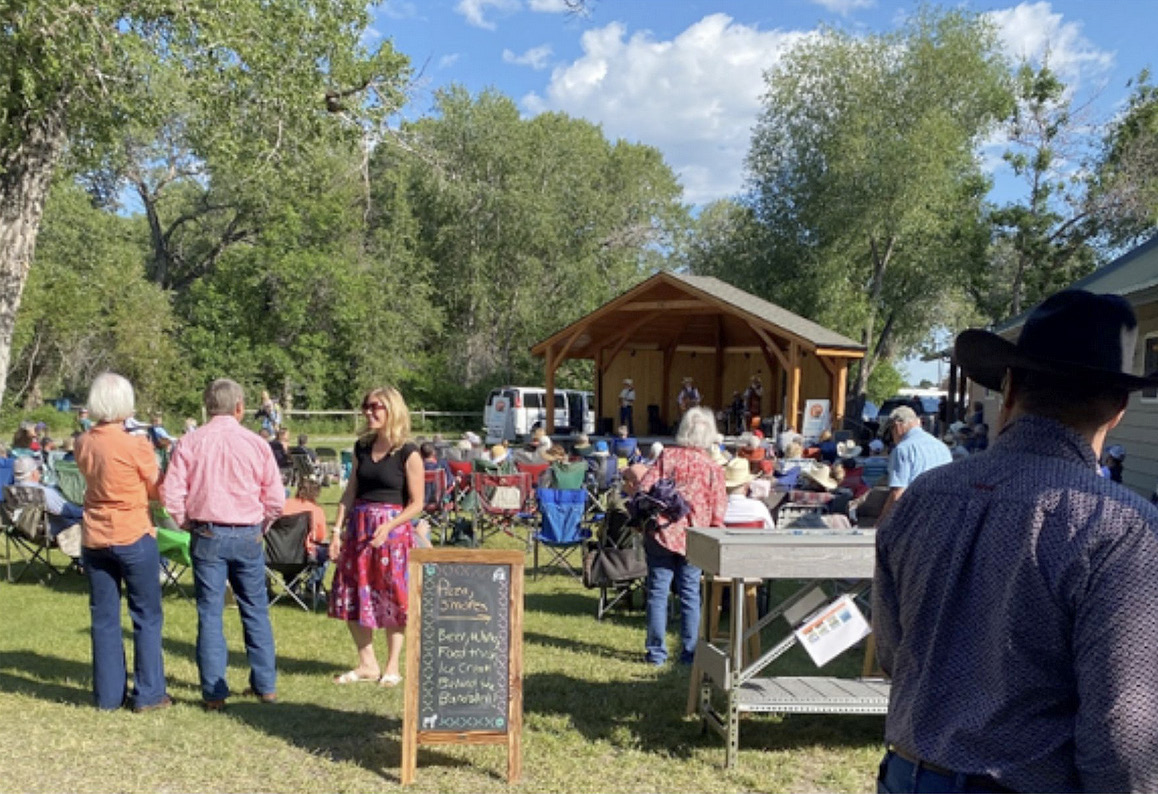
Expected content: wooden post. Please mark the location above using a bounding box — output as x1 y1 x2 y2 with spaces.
830 360 848 428
545 346 556 434
787 343 801 431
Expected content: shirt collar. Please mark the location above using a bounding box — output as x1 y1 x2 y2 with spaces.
993 414 1099 470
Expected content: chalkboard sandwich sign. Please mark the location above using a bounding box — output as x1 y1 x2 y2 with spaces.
401 548 524 784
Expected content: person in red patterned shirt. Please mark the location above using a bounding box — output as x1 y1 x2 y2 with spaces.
638 406 727 665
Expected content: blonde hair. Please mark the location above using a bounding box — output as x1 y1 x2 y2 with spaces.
359 386 411 448
785 440 803 459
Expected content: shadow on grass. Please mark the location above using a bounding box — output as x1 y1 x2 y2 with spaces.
216 700 480 783
160 635 336 677
0 650 479 783
524 630 641 662
524 668 884 757
0 650 92 706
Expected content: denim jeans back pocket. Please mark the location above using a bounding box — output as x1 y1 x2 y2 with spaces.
190 530 219 563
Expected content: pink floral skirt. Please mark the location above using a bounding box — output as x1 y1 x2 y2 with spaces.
328 501 414 629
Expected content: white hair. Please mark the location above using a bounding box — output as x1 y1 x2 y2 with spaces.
675 406 718 450
86 372 136 423
649 441 664 458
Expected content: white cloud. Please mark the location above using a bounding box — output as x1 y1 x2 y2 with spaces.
503 44 554 70
528 0 572 12
455 0 519 30
381 1 419 20
809 0 875 16
438 54 461 69
986 2 1114 84
523 14 804 205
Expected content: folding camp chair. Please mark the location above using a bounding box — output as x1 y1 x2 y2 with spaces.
422 468 451 543
156 527 192 600
2 485 66 583
471 471 533 548
289 452 318 488
532 488 590 580
582 495 647 620
264 512 321 610
446 459 473 512
53 460 87 506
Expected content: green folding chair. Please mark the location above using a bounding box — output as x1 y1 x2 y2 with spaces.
53 460 87 506
156 527 192 600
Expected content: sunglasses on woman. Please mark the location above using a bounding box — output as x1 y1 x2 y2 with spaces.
362 401 386 414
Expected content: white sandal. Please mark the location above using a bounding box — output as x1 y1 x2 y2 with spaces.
378 673 403 687
334 670 379 684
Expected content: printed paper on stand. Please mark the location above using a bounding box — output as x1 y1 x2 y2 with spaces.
792 594 871 668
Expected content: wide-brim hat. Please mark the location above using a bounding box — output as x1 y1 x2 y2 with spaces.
955 290 1158 392
836 440 862 459
724 457 755 488
802 463 840 491
623 378 633 386
489 444 508 463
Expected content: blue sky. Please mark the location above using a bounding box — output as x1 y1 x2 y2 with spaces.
370 0 1156 382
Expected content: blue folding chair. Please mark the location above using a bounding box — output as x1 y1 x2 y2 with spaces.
532 487 590 581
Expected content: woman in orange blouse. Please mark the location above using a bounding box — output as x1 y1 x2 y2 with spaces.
74 373 168 712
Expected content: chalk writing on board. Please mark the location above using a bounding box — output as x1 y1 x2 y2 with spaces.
419 562 510 731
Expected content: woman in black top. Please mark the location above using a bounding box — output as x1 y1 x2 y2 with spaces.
328 386 425 687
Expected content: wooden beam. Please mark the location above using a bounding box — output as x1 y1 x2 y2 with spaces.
813 347 866 359
662 337 678 429
599 310 663 374
817 356 837 377
747 322 789 371
620 300 712 311
830 360 848 427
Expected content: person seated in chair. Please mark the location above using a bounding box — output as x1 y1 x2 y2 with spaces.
269 427 292 469
588 441 618 491
289 433 317 463
572 432 594 459
723 458 775 528
612 425 639 463
419 442 454 503
11 456 84 554
281 477 329 594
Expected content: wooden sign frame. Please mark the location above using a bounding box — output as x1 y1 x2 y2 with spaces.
401 548 524 785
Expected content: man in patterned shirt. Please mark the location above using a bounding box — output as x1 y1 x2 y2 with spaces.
874 290 1158 793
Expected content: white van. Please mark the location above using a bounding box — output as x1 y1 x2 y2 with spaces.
484 387 594 443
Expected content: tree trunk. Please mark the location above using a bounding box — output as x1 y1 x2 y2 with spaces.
0 104 68 410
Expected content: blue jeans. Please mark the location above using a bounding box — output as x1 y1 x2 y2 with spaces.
644 541 701 665
82 534 166 710
190 523 276 700
619 405 634 436
877 751 1014 793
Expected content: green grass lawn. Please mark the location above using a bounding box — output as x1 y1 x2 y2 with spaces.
0 488 884 793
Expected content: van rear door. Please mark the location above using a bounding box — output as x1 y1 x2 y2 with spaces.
485 389 516 443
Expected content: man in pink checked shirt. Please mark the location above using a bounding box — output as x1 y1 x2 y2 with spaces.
162 378 285 711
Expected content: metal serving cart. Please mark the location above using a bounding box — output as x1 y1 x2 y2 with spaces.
685 528 889 768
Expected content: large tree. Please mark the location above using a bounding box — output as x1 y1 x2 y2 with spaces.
0 0 408 408
732 8 1012 400
372 87 687 391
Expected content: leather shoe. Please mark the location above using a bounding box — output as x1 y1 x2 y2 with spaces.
202 699 227 712
133 695 172 714
241 687 277 703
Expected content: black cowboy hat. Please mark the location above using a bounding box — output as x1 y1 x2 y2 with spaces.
955 289 1158 392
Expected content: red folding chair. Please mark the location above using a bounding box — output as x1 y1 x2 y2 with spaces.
422 469 451 544
446 460 473 512
471 471 533 548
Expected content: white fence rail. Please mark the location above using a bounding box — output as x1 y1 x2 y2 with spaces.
280 409 484 433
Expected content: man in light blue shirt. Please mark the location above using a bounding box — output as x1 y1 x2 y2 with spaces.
880 405 952 520
11 456 84 538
